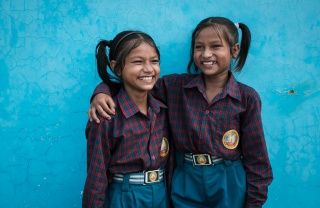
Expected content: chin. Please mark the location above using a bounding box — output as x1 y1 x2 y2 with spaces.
200 70 218 75
141 85 155 91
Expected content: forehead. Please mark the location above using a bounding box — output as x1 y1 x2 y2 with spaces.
195 26 223 43
126 42 158 58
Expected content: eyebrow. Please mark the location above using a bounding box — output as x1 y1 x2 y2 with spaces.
129 55 159 59
194 39 223 45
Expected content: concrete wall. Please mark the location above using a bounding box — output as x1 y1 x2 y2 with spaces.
1 0 319 207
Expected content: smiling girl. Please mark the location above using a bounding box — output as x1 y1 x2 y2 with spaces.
82 31 173 208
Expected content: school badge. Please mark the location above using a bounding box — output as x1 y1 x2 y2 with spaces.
160 137 169 157
222 130 239 149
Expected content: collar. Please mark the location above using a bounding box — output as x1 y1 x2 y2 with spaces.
117 87 167 119
183 71 241 101
224 72 241 101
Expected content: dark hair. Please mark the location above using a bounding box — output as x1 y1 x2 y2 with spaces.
96 31 160 89
187 17 251 73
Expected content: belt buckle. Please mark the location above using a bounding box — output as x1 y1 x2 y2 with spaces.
192 154 212 165
144 170 160 184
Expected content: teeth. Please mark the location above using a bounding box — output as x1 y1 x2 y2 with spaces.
139 76 153 80
203 61 217 65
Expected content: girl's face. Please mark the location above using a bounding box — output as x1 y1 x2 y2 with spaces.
193 26 238 78
119 42 160 95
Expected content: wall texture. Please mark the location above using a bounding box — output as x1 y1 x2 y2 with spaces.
1 0 319 207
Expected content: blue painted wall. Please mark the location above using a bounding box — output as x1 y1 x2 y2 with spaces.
1 0 319 207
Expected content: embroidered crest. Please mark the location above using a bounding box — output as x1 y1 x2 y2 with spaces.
222 130 239 149
160 137 169 157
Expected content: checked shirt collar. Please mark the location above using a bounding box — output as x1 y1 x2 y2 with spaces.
182 71 242 102
117 87 167 119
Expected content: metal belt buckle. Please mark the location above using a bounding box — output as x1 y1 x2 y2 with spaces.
144 170 160 184
192 154 212 165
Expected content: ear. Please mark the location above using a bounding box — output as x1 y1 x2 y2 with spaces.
110 60 121 76
232 43 240 58
110 60 116 71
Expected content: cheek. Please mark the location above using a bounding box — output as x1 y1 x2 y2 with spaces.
155 66 160 76
193 51 200 61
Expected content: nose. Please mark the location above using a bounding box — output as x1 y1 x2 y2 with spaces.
202 48 213 58
143 62 153 72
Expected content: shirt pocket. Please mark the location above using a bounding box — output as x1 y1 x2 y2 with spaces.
216 116 241 152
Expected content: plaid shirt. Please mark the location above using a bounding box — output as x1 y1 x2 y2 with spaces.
93 72 273 207
83 87 173 207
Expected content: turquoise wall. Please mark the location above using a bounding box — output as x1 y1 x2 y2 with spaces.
1 0 319 207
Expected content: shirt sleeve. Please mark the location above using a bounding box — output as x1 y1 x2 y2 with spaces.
165 135 176 207
152 74 188 104
90 82 112 102
82 117 111 208
240 91 273 208
151 77 170 104
90 74 180 104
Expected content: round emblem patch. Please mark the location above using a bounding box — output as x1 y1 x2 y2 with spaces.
160 137 169 157
197 155 207 164
222 130 239 149
149 171 158 182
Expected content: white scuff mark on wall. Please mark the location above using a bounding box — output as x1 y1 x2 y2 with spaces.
276 88 299 95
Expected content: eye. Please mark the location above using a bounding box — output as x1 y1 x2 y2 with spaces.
132 60 143 64
194 45 203 50
211 44 221 48
151 59 159 64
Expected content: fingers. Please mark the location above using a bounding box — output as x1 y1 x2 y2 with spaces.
104 97 116 115
87 108 92 121
88 93 116 123
97 105 113 120
88 107 100 123
99 99 115 116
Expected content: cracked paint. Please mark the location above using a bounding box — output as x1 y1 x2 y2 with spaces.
1 0 320 207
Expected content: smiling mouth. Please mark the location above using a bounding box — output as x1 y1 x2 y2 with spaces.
202 61 217 65
138 76 154 81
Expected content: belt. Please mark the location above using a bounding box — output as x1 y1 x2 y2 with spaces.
184 153 224 166
113 169 164 184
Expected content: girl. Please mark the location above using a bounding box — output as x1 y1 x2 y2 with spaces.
88 17 273 208
82 31 173 207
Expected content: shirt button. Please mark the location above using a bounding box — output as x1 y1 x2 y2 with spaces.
205 110 209 114
152 156 155 160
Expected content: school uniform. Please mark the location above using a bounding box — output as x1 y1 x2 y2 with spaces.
93 72 273 208
83 87 173 208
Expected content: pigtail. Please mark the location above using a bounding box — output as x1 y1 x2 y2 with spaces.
96 40 122 89
235 23 251 72
95 31 159 93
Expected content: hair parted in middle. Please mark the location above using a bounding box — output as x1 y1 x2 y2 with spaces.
95 31 160 90
187 17 251 74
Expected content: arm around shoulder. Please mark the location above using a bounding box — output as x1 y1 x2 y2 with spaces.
88 82 116 123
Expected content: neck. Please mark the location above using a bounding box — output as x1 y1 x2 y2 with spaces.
203 71 229 90
203 71 229 102
124 86 148 115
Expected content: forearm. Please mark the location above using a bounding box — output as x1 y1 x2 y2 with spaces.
242 132 273 206
91 82 112 102
84 118 110 207
242 94 273 206
244 169 273 207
